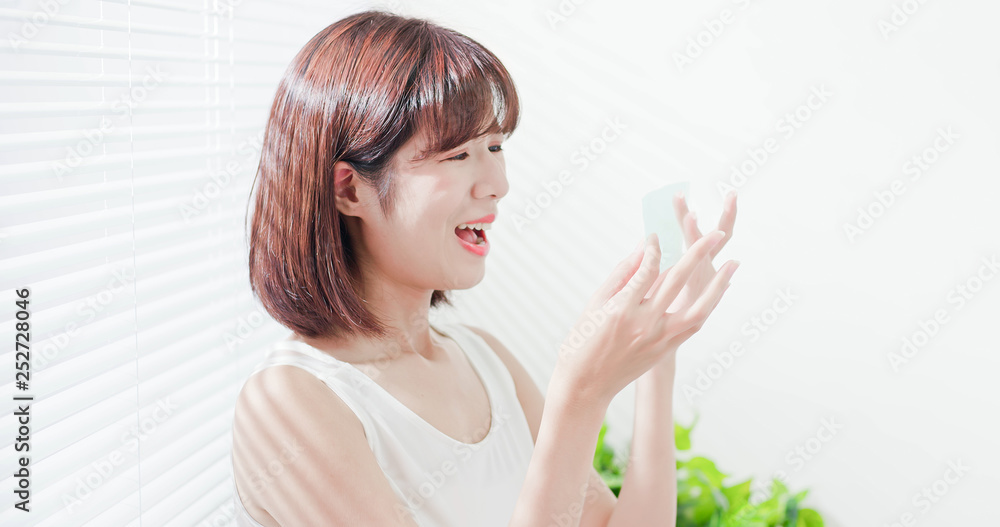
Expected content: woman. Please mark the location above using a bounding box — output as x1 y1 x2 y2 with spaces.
231 9 739 527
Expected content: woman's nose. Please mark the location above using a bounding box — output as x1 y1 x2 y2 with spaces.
475 152 509 201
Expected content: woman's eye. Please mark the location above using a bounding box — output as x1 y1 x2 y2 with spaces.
446 145 502 161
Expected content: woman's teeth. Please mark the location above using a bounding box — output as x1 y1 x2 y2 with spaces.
455 225 488 245
457 222 492 231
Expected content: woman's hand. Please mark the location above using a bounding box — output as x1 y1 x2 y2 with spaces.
644 190 740 353
551 222 737 409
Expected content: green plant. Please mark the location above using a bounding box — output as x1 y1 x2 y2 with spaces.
593 417 825 527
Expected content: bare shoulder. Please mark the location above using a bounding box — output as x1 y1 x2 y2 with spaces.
232 365 419 526
461 324 544 443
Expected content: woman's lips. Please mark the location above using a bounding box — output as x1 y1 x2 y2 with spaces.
454 226 489 256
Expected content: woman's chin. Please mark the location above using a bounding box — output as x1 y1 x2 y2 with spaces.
441 269 485 290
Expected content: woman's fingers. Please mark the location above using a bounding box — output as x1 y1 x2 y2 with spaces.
712 191 738 259
647 230 725 314
673 191 738 258
683 260 738 324
673 193 698 249
664 260 737 336
592 237 648 310
615 235 663 307
683 211 703 250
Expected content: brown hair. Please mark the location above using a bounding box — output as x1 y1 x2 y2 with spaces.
246 10 520 340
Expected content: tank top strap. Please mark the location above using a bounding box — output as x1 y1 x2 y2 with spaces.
257 339 382 391
250 341 382 451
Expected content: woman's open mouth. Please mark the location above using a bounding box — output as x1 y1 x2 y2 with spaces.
454 223 490 256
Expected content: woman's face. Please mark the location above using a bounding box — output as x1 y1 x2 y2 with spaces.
338 128 509 294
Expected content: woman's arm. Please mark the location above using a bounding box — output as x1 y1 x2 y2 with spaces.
507 371 615 527
495 336 680 527
233 365 423 527
466 325 619 527
605 352 679 526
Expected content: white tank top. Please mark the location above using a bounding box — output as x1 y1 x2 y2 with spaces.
229 321 535 527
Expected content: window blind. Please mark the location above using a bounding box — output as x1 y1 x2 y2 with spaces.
0 1 358 525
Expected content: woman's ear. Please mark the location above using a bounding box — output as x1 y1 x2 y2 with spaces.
332 160 369 218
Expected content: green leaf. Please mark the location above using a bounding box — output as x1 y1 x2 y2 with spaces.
770 477 789 498
721 479 751 512
675 414 699 451
675 422 692 451
591 414 827 527
684 456 729 488
691 483 718 524
594 422 608 463
796 509 824 527
601 472 624 497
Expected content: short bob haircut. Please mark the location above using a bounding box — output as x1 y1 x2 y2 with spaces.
247 10 520 340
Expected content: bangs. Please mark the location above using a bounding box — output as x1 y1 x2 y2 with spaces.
407 30 519 162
